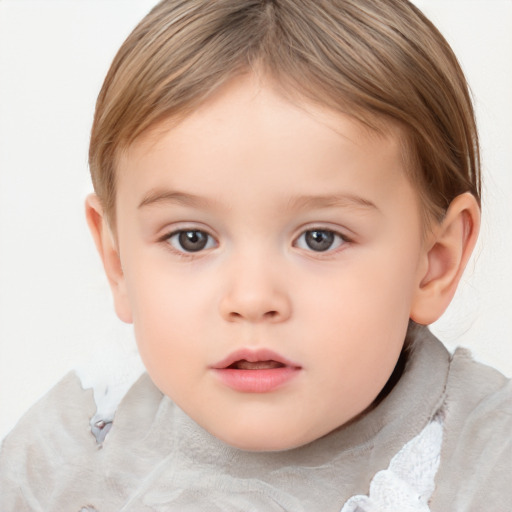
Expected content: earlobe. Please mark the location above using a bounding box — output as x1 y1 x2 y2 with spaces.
85 194 133 324
410 192 480 325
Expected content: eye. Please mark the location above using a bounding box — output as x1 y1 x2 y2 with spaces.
295 229 346 252
167 229 216 253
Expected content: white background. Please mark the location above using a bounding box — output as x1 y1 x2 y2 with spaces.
0 0 511 441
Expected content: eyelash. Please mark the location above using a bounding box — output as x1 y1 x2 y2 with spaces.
163 229 218 258
160 227 351 257
293 228 349 254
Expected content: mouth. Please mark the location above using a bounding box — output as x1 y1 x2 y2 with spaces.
211 348 300 371
226 359 285 370
211 349 301 393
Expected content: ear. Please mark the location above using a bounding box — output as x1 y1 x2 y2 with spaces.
410 192 480 325
85 194 133 323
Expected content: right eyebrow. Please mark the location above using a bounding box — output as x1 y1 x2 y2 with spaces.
138 189 216 210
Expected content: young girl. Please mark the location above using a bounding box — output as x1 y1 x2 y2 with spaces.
1 1 510 510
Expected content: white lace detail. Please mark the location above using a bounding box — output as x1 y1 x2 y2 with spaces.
340 417 443 512
74 330 144 444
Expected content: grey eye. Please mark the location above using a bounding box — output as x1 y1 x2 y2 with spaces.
296 229 344 252
168 230 215 253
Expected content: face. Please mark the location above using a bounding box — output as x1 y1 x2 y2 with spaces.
112 74 428 451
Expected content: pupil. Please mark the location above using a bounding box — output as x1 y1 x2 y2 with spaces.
306 230 334 251
179 230 208 252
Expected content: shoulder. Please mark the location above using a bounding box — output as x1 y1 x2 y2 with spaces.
442 347 511 432
432 348 512 510
443 348 511 452
0 371 97 509
1 370 98 455
447 347 509 401
0 372 98 506
0 370 165 510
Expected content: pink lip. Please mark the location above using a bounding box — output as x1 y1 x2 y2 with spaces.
210 348 302 393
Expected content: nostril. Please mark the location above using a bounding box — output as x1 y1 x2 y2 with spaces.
226 310 279 321
219 291 291 322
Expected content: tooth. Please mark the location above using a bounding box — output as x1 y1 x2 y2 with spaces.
236 360 283 370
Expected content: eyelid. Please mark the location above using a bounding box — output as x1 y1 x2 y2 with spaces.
157 221 216 241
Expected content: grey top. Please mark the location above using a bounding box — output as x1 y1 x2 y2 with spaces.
1 329 511 511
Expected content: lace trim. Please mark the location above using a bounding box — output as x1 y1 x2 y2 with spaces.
340 416 443 512
75 340 144 444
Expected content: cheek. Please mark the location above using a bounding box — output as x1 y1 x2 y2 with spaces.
301 249 418 382
123 265 209 386
124 248 213 325
305 249 417 331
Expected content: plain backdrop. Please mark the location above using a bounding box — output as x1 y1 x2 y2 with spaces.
0 0 511 441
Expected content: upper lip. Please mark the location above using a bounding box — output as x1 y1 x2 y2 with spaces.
210 348 301 370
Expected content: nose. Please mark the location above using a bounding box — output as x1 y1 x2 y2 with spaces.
218 256 292 324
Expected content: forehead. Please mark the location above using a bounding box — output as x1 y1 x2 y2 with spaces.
115 73 415 217
140 73 399 144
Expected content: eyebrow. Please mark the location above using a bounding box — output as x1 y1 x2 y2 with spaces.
286 193 379 213
138 189 216 210
138 188 379 213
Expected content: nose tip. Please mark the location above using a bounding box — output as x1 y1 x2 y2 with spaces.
219 279 291 324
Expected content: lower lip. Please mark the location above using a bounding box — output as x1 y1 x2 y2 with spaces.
212 367 300 393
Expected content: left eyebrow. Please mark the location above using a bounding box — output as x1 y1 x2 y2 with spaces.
286 193 379 213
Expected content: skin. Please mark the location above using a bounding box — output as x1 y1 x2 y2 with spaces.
87 73 480 451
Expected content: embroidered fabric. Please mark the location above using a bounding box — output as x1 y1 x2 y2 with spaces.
340 416 443 512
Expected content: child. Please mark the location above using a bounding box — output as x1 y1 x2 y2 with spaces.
1 0 510 510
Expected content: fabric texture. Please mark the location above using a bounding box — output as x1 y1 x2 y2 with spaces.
0 329 511 511
341 415 443 512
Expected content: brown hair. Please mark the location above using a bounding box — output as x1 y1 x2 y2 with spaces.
89 0 480 226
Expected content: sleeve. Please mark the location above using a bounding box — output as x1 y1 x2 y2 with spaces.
446 379 512 511
431 351 512 511
0 372 98 511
